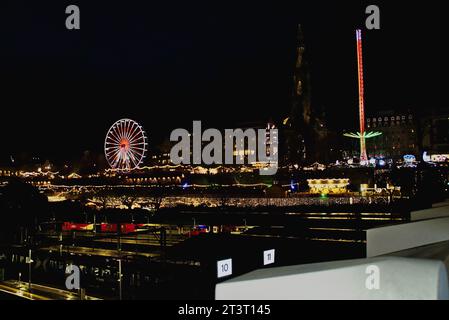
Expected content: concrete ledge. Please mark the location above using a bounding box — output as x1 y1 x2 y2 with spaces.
215 257 448 300
432 199 449 208
367 216 449 257
411 200 449 221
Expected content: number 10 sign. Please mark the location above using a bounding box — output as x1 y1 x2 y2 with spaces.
217 259 233 278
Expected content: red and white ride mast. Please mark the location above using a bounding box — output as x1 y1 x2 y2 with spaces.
356 29 368 162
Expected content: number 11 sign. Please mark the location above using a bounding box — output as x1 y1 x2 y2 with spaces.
264 249 275 266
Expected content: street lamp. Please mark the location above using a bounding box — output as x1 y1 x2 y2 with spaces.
26 249 33 292
118 259 122 300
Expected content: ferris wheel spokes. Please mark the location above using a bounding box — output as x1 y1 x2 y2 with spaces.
104 119 148 171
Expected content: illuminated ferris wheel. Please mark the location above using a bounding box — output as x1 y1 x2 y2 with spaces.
104 119 148 171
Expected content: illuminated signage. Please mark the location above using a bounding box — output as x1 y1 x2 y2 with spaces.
431 154 449 163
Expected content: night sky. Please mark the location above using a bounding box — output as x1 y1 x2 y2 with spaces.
0 0 447 162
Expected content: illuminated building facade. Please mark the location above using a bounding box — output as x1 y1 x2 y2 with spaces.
307 179 350 195
421 107 449 156
0 168 18 178
366 110 419 158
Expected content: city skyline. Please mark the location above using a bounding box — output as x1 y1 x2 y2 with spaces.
1 0 449 303
1 1 448 161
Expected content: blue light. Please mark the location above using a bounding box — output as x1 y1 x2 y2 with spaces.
290 180 297 191
403 155 416 164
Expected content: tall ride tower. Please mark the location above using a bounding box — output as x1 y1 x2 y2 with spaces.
356 29 367 162
344 29 381 163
